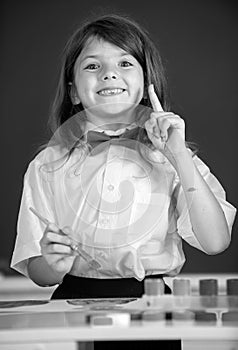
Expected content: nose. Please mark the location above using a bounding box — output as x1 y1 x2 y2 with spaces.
101 69 118 81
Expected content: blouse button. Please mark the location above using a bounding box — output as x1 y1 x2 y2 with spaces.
107 184 114 191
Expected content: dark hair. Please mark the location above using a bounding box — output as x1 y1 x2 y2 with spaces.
48 13 170 141
42 13 197 167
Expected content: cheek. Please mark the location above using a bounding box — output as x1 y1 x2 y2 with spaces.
133 72 144 99
134 68 144 90
74 77 91 101
80 75 97 92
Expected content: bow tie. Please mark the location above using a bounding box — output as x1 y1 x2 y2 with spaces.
86 127 140 151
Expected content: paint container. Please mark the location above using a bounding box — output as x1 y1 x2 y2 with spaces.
199 279 218 309
194 311 217 325
143 278 165 308
142 310 166 325
173 279 191 309
226 279 238 308
87 312 130 327
222 311 238 325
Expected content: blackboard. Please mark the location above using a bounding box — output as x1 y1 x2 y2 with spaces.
1 0 237 275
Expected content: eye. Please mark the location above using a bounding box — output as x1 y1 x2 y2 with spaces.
119 61 133 68
84 63 100 70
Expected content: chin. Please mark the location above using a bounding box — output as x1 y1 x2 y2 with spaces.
97 101 136 115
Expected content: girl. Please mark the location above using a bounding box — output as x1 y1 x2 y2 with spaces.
11 13 236 349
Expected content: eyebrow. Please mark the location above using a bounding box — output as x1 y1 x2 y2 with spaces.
80 52 133 63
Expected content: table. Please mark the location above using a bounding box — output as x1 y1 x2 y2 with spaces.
0 297 237 350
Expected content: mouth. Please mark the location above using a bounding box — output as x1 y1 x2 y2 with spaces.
97 88 126 96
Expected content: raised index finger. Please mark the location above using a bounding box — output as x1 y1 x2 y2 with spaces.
148 84 164 112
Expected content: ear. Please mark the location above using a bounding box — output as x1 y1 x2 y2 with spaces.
69 82 81 105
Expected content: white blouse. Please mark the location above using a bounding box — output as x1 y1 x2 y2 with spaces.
11 123 236 281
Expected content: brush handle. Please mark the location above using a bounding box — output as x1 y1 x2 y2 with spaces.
29 207 101 269
29 207 51 225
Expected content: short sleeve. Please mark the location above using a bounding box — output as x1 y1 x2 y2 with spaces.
174 154 237 252
10 154 56 277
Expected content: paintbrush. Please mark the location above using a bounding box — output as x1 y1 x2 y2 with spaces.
29 206 101 270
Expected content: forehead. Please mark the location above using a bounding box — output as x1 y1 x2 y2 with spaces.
77 37 130 62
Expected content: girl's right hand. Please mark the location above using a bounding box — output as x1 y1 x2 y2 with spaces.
40 223 76 275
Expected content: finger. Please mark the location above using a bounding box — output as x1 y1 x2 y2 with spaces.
48 243 72 255
157 114 185 130
42 231 72 247
144 116 158 139
145 118 164 149
40 238 72 258
151 115 161 138
46 222 60 233
150 111 173 119
157 118 171 141
44 223 71 241
60 226 79 254
148 84 164 112
61 226 74 236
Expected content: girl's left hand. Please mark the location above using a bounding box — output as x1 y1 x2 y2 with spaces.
144 84 187 158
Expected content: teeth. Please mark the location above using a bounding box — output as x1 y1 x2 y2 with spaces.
98 88 124 96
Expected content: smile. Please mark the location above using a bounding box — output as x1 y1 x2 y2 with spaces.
97 88 125 96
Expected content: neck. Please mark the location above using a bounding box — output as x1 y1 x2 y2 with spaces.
85 109 136 131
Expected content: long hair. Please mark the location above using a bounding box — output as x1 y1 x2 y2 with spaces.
42 13 197 168
47 14 169 146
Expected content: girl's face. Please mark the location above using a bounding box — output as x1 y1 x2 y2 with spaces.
73 37 144 125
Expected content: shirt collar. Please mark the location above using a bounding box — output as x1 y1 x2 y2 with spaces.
84 120 138 137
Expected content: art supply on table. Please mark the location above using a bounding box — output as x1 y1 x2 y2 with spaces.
226 279 238 308
194 311 217 324
222 311 238 325
143 278 165 308
87 312 131 327
199 279 218 296
67 298 136 308
144 278 165 296
172 278 192 309
29 206 101 269
226 279 238 295
142 310 165 323
173 279 191 296
199 279 218 309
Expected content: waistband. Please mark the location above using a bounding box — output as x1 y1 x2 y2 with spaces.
51 273 171 300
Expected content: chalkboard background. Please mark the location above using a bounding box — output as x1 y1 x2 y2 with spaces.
1 0 237 275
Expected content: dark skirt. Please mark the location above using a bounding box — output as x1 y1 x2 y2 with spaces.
51 274 181 350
